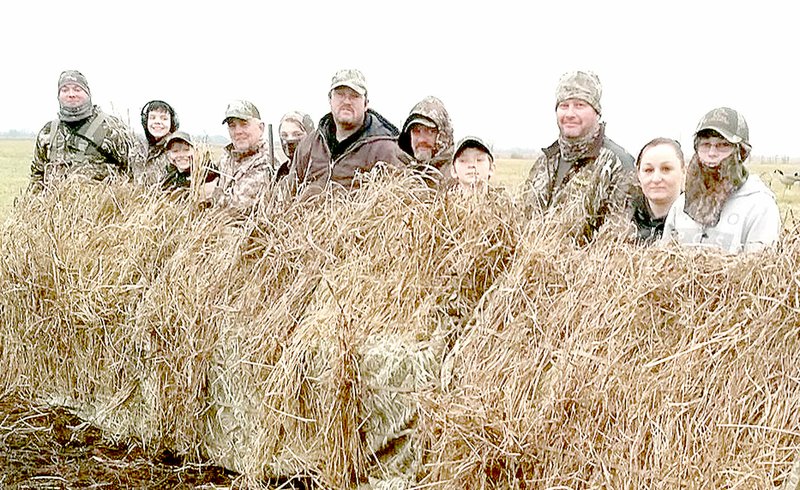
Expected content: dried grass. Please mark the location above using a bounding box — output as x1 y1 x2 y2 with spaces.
1 172 798 489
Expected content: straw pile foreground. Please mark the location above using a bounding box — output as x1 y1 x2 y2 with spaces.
0 174 799 489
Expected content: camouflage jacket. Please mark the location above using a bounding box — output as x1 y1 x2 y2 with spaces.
523 129 635 242
398 96 455 187
30 106 143 193
134 138 171 187
213 140 276 211
290 109 410 194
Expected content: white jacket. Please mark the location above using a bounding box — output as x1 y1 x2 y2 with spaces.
662 175 781 254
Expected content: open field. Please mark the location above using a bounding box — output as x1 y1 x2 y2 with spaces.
3 139 800 222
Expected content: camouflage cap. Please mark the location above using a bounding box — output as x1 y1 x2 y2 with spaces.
405 115 437 129
164 131 194 147
555 71 602 115
329 69 367 96
58 69 91 96
694 107 749 145
222 100 261 124
454 136 494 163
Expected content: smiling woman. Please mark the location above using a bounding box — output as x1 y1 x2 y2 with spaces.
631 137 686 243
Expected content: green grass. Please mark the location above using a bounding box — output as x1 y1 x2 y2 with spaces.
1 140 798 226
0 139 33 217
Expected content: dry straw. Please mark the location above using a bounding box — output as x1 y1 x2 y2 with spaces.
1 172 799 488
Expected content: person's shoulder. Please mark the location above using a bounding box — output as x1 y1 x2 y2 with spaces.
601 136 635 168
736 174 778 202
36 119 57 139
541 140 559 159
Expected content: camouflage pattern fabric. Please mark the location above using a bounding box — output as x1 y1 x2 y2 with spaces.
398 96 455 188
30 106 144 193
213 140 276 211
132 138 171 187
555 70 602 115
524 124 635 243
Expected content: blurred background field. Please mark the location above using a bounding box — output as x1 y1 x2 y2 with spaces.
2 139 799 224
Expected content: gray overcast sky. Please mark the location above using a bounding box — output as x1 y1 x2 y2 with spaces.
2 0 797 156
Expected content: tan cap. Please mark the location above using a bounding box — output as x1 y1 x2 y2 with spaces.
164 131 194 147
329 69 367 96
405 115 437 129
454 136 494 162
222 100 260 124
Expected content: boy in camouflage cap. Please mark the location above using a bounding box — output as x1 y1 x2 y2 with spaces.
450 136 494 195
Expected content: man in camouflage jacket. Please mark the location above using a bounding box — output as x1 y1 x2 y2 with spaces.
212 100 277 211
398 95 455 188
290 69 410 198
30 70 143 193
523 71 635 242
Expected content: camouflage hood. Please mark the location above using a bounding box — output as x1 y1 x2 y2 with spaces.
398 96 454 164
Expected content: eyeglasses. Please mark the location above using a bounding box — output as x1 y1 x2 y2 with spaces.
697 140 734 153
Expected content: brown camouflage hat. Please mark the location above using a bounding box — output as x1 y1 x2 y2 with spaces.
329 69 367 96
222 100 261 124
555 71 602 115
694 107 749 144
58 70 91 96
164 131 194 147
454 136 494 163
405 115 437 129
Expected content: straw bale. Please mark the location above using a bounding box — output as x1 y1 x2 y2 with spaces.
0 179 202 444
195 175 524 487
420 218 800 488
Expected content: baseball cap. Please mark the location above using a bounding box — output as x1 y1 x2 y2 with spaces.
694 107 749 144
164 131 194 147
454 136 494 162
329 69 368 96
222 100 261 124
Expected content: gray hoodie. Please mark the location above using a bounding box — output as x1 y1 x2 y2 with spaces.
662 174 780 253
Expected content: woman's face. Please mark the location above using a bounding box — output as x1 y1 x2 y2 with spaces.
637 143 684 208
147 108 172 140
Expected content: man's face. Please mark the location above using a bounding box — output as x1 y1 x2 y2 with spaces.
147 108 171 140
330 86 367 131
167 140 193 172
451 147 494 188
226 118 264 152
279 120 308 160
410 123 439 162
556 98 599 139
696 134 735 168
58 83 89 108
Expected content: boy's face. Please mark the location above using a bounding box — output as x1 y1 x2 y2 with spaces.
451 147 494 189
167 140 194 172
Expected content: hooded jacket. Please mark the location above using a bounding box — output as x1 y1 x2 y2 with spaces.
290 109 410 194
662 174 780 253
398 96 454 186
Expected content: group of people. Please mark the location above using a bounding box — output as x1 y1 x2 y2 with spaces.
30 68 781 254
